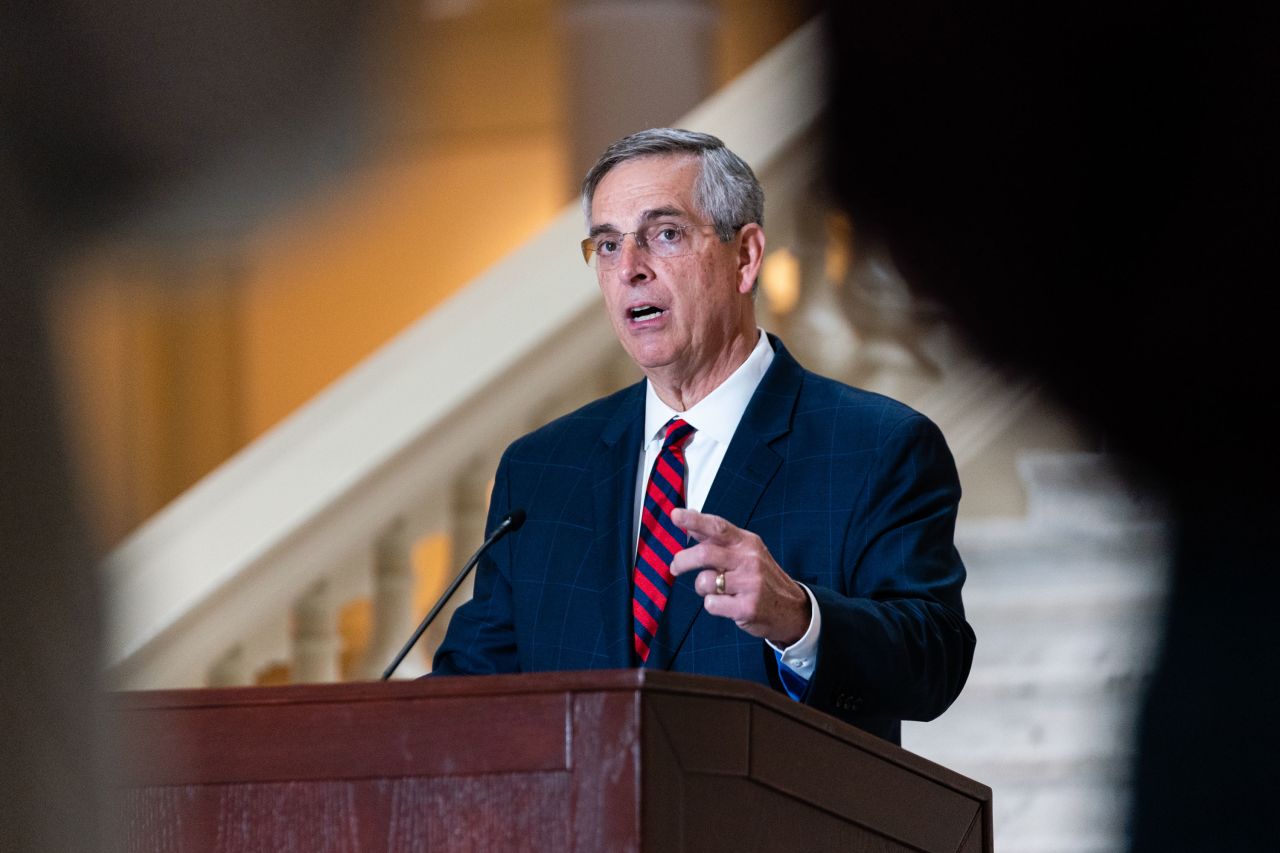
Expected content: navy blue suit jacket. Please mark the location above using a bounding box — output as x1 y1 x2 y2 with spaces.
434 337 975 743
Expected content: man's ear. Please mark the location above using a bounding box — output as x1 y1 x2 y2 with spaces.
736 223 766 295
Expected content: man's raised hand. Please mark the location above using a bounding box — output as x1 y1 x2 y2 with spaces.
669 507 810 647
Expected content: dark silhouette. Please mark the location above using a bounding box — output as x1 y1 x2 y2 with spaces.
0 2 375 848
825 2 1277 849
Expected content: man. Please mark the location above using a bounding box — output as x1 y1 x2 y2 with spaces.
434 128 974 743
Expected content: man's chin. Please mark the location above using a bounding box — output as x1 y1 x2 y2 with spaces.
619 334 676 368
626 349 682 379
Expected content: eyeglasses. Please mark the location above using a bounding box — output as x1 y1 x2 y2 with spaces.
580 222 725 268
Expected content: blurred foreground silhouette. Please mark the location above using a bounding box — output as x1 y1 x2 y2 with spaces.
0 2 377 848
825 3 1277 849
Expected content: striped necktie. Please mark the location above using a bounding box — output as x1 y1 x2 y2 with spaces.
633 418 696 664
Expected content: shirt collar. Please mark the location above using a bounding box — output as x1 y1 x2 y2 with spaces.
643 329 775 445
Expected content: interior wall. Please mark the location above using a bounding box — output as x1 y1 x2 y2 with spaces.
47 1 819 548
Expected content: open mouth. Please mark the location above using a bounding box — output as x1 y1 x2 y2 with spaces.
628 305 666 322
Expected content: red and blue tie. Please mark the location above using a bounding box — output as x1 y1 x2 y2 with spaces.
633 418 696 664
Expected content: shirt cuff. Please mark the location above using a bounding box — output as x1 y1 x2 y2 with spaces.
766 582 821 682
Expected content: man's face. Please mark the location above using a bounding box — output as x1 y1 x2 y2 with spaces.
588 154 760 390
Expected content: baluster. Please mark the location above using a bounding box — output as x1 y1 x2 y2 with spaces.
206 644 249 687
292 578 339 683
359 517 421 679
241 616 292 686
452 455 495 563
408 455 496 668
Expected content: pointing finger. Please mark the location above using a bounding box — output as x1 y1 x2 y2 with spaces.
671 508 739 544
670 541 733 576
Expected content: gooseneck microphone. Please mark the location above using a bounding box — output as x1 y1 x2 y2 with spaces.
381 508 526 680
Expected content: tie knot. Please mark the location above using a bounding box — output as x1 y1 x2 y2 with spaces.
663 418 696 450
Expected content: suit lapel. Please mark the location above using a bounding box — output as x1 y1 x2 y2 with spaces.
647 336 804 671
591 381 646 669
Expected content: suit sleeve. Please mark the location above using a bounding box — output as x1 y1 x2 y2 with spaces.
431 450 522 676
801 413 976 724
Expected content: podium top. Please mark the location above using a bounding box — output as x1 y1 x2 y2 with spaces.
116 670 992 853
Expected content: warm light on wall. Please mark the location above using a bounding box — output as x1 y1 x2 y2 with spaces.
412 533 454 620
761 247 800 315
338 597 373 681
825 210 854 285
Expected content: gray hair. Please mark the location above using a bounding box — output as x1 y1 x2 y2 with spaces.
580 128 765 240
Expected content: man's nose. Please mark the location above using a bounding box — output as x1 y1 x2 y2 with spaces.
617 233 650 283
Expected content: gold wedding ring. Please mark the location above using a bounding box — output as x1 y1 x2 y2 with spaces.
715 571 726 595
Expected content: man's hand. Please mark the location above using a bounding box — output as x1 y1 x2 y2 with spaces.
669 508 811 647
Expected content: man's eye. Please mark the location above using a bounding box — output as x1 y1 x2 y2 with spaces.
597 238 620 255
653 226 683 244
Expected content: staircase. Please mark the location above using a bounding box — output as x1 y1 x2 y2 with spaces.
904 452 1170 853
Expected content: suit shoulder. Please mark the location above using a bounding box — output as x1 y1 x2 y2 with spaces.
795 369 940 445
504 381 641 461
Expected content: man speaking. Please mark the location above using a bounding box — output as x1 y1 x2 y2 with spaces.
433 129 974 743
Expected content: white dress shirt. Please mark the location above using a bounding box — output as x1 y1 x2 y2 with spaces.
631 330 821 680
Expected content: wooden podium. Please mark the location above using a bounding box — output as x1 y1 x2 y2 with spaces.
117 670 992 851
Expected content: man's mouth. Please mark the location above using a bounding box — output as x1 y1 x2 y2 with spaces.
627 305 666 322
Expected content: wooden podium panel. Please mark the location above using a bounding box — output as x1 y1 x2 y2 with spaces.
116 670 992 852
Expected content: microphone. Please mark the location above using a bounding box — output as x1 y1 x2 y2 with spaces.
381 509 526 680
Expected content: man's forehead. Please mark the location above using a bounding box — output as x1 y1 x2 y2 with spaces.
590 154 701 223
